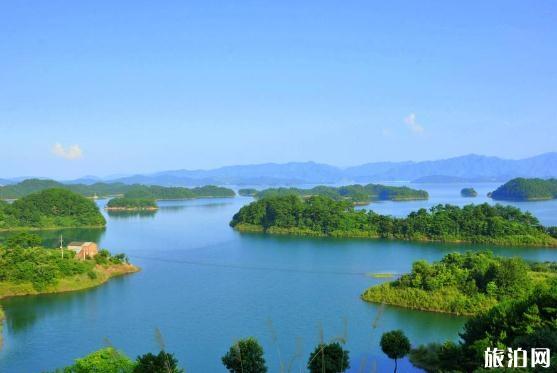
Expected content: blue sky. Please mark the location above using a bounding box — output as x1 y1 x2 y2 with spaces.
1 1 556 179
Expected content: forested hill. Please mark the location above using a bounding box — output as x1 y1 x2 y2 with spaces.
0 189 106 230
491 178 557 201
252 184 428 204
0 179 235 199
106 197 158 210
230 195 557 246
362 251 557 315
121 185 235 199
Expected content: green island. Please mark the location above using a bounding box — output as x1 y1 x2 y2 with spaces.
409 278 557 372
0 188 106 231
0 233 139 346
230 195 557 246
251 184 428 205
0 178 236 200
460 187 478 197
106 197 158 211
121 184 235 199
491 177 557 201
361 251 557 315
238 188 258 196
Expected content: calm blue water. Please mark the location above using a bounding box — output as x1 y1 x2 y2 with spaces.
1 183 557 372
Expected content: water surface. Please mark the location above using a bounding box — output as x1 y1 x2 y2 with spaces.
1 183 556 372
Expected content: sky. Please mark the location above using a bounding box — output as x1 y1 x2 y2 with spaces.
1 1 556 179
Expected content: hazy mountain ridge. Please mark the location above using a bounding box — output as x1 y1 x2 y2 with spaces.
3 153 557 186
108 153 556 186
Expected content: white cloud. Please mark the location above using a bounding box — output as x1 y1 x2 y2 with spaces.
52 143 83 160
404 113 425 133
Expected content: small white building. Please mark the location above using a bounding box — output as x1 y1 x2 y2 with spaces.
67 242 98 260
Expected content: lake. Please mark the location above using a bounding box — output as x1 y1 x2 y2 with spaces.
1 182 557 372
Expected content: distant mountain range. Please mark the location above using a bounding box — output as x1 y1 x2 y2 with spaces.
2 153 557 187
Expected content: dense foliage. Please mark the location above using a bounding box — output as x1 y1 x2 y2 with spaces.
0 178 236 199
409 280 557 372
122 185 235 199
0 179 130 199
59 347 136 373
50 348 184 373
238 188 258 196
134 351 184 373
380 330 411 373
106 198 158 210
362 252 556 315
231 195 557 246
307 342 350 373
253 184 428 204
0 189 106 230
221 337 267 373
4 232 42 248
461 187 478 197
491 177 557 201
0 234 127 291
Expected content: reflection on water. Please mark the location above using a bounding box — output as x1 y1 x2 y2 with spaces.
1 275 133 335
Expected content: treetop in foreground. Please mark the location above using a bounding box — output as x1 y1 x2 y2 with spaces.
230 195 557 246
307 342 350 373
380 330 411 373
221 337 267 373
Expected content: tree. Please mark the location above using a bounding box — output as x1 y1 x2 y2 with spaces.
4 232 42 248
380 330 411 373
307 342 350 373
134 350 183 373
66 347 135 373
221 337 267 373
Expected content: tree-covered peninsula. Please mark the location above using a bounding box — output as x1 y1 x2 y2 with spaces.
230 195 557 246
362 251 557 315
0 233 138 347
409 279 557 372
106 197 158 211
0 233 137 298
252 184 428 205
0 189 106 230
460 187 477 197
0 178 236 200
491 177 557 201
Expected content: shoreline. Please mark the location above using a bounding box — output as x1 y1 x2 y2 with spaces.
361 295 477 317
105 207 158 211
232 223 557 247
0 263 139 349
0 263 139 300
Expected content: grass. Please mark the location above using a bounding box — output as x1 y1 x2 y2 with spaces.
235 223 557 247
0 263 139 299
366 273 395 279
361 271 557 316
